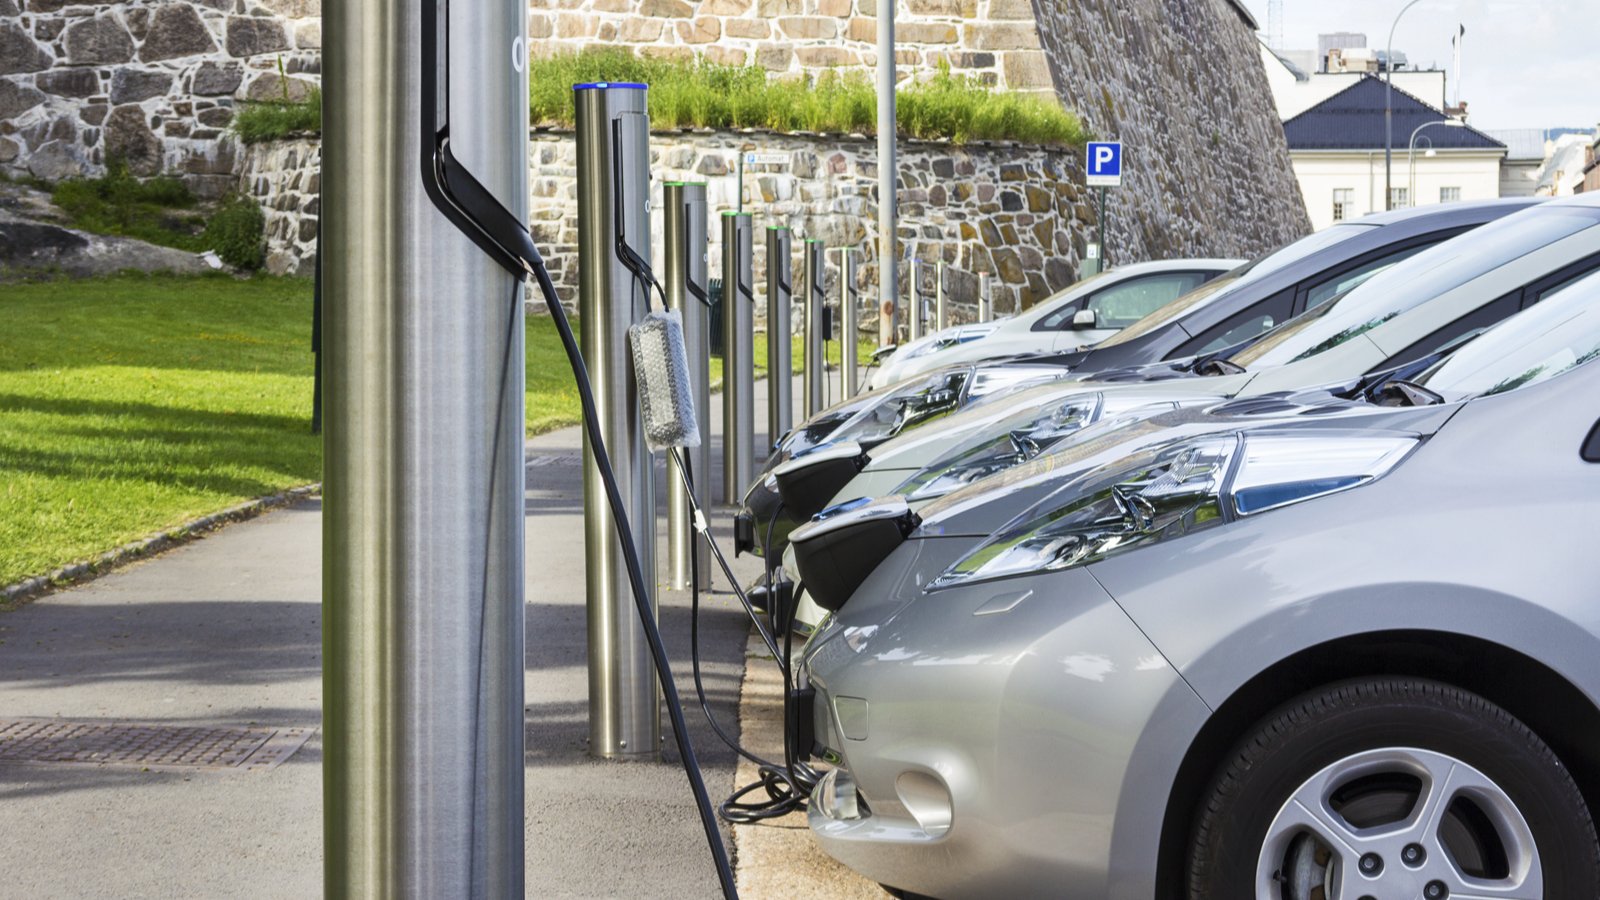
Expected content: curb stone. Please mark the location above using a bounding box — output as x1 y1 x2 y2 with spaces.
0 484 321 609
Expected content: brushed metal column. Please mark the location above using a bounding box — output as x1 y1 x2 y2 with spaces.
577 84 658 760
978 272 992 322
721 212 755 502
665 182 711 590
764 225 793 446
876 0 897 347
324 0 526 891
908 260 923 342
839 249 859 399
934 260 948 330
802 239 827 417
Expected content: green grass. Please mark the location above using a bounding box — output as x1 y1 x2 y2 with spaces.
0 273 321 586
0 273 876 587
234 53 1085 147
48 159 208 252
233 88 323 144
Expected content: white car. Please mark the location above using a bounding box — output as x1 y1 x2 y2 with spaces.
867 258 1241 389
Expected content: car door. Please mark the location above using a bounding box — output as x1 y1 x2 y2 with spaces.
1043 270 1214 351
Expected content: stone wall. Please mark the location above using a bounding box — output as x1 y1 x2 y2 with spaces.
239 133 316 273
1029 0 1310 258
529 0 1054 95
0 0 320 195
242 129 1093 323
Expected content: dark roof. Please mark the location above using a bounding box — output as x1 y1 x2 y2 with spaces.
1283 76 1506 152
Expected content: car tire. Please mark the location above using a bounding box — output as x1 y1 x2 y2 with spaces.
1187 677 1599 900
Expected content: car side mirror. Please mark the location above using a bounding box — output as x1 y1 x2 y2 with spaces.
1071 308 1098 330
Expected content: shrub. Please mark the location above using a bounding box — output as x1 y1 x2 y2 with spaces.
204 193 266 270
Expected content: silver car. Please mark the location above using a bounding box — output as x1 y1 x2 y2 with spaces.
869 259 1239 390
769 194 1600 628
792 269 1600 898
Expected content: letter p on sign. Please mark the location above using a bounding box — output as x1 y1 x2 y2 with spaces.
1085 141 1123 187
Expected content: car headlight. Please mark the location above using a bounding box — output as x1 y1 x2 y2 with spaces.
896 394 1105 501
929 432 1418 590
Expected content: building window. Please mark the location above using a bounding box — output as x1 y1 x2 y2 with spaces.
1440 186 1462 203
1389 187 1410 209
1333 188 1355 221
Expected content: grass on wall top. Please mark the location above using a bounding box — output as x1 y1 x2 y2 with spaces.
235 51 1087 148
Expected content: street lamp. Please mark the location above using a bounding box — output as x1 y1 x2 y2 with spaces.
1386 0 1426 210
1408 119 1467 207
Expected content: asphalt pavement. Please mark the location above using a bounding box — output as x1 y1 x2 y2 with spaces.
0 371 840 898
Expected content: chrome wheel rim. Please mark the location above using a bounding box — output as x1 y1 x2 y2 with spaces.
1257 747 1542 899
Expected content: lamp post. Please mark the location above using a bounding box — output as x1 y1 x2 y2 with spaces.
876 0 896 347
1408 119 1466 206
1385 0 1425 210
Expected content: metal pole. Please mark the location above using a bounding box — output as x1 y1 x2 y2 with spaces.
839 249 859 399
665 182 711 591
803 239 827 416
934 260 947 330
324 0 526 887
876 0 897 347
765 226 793 445
577 84 658 761
1098 186 1107 271
978 272 991 323
1386 0 1424 212
722 212 755 502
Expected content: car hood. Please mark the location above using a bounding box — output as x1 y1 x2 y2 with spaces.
859 377 1233 476
912 389 1463 539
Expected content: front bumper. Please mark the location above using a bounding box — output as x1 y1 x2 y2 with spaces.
800 540 1209 898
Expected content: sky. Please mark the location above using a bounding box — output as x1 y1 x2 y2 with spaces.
1238 0 1600 132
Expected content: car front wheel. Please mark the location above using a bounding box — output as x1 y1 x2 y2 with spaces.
1188 678 1599 899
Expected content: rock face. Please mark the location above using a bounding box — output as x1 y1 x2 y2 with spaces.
1030 0 1309 258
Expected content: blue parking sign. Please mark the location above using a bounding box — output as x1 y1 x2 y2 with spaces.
1086 141 1123 187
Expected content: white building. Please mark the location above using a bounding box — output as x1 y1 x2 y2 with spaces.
1261 44 1446 121
1267 65 1505 231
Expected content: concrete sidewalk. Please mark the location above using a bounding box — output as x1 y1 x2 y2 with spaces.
0 371 865 898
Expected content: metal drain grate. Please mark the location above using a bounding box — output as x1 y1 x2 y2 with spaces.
0 718 313 772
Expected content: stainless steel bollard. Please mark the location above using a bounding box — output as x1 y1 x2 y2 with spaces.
665 182 711 591
577 84 658 761
765 226 793 447
324 0 526 890
935 260 948 330
839 249 859 399
978 272 992 322
803 239 828 417
721 212 755 502
915 261 928 344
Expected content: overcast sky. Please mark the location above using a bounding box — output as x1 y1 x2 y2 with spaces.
1238 0 1600 132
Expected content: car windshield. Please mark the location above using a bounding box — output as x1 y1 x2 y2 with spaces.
1230 206 1600 370
1095 223 1376 348
1412 269 1600 399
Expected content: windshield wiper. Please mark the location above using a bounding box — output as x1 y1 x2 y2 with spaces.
1193 357 1246 376
1368 379 1445 407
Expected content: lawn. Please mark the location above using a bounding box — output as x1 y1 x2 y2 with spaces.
1 273 876 587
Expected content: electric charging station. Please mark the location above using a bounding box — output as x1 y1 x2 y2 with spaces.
765 226 793 445
721 213 755 501
838 249 859 400
323 0 527 890
575 83 659 760
979 272 992 322
666 182 712 591
803 239 828 417
934 260 948 331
